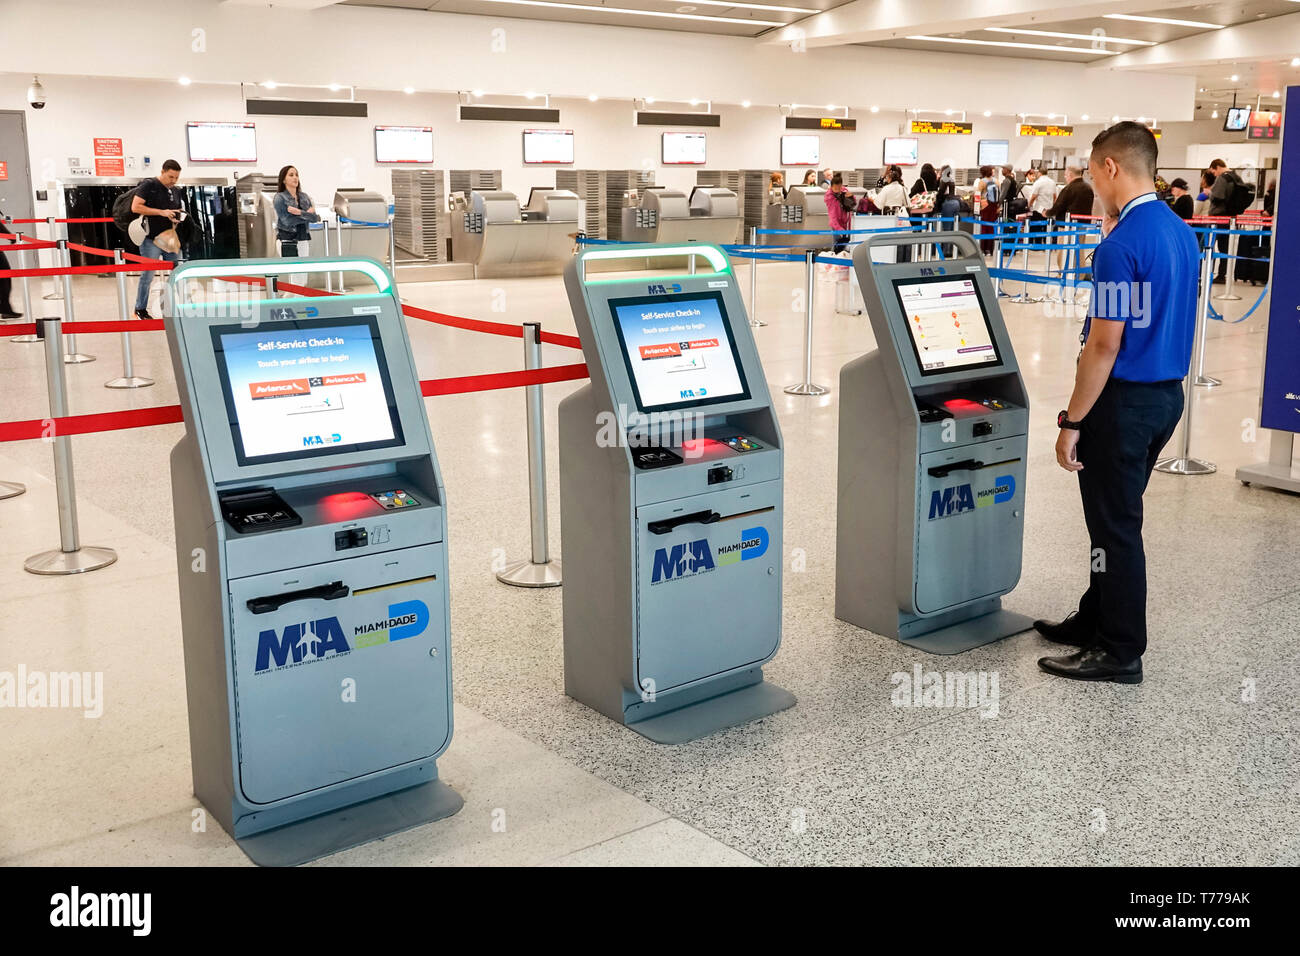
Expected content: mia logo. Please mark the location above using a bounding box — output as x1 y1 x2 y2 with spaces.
647 282 683 295
650 526 769 583
678 387 708 399
303 433 343 446
254 600 430 673
928 475 1014 520
270 307 297 321
919 266 947 277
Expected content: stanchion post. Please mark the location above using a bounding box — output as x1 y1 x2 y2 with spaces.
105 248 154 389
42 217 63 301
334 218 347 292
1156 247 1217 476
496 322 562 587
58 239 94 363
322 222 334 294
23 317 118 574
1215 217 1242 302
748 226 765 328
388 218 397 277
1195 231 1223 388
10 246 41 343
785 249 829 396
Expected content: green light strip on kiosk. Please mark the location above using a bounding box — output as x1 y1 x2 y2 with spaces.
581 244 733 284
175 259 393 294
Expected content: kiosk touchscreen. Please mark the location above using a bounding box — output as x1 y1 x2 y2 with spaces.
836 233 1034 653
559 244 795 743
164 258 460 865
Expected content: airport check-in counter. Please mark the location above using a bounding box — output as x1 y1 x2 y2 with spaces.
333 189 390 265
558 243 795 743
620 186 742 245
450 188 578 277
164 257 460 864
768 184 829 249
835 232 1032 654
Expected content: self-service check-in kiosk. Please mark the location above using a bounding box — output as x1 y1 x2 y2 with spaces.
165 257 460 865
836 232 1033 654
559 243 795 743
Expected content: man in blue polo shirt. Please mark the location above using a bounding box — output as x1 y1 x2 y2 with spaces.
1035 122 1199 683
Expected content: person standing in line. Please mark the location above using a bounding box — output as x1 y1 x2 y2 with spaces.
130 159 184 319
825 173 852 252
1167 178 1194 220
273 165 320 258
976 164 1000 254
1036 122 1200 684
0 219 20 319
909 163 938 199
1046 165 1095 274
934 164 960 228
1207 158 1243 283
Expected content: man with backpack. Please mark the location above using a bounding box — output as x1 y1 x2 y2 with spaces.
127 159 184 317
1207 158 1253 284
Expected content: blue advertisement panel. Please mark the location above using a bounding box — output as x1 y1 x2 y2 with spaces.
1259 85 1300 433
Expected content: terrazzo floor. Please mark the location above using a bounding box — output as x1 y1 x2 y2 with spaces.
0 253 1295 866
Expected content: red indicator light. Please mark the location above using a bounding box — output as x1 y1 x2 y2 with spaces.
942 398 982 410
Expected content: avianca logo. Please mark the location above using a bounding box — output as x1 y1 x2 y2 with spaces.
254 599 429 673
649 526 769 583
928 475 1015 520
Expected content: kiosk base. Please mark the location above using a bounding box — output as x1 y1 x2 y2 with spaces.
898 608 1035 656
235 779 464 867
626 677 796 745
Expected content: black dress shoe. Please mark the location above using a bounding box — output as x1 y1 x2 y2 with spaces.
1038 646 1142 684
134 308 152 320
0 311 21 320
1032 611 1092 646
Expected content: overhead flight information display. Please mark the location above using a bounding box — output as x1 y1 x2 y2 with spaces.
374 125 434 163
894 277 1002 376
186 122 257 163
662 131 707 165
523 128 575 164
211 316 405 465
608 291 751 412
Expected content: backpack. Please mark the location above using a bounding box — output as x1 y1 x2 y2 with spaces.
112 181 148 235
1227 176 1256 216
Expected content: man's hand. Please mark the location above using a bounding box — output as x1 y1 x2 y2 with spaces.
1055 428 1083 472
162 209 180 222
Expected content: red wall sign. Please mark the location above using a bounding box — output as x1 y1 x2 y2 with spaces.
95 157 125 176
93 138 123 157
0 161 8 181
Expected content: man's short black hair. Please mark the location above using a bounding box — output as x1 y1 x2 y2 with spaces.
1170 177 1188 191
161 159 182 173
831 173 843 186
1090 122 1157 179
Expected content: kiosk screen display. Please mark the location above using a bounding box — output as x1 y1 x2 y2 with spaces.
894 276 1003 376
211 316 406 465
608 290 751 412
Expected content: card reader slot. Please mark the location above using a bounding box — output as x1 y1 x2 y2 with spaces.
648 510 721 535
246 580 350 615
926 457 1020 479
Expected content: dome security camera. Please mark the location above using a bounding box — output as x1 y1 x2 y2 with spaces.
27 76 46 109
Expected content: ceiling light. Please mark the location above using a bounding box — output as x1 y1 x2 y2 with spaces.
675 0 814 9
1292 57 1300 67
471 0 786 26
525 90 537 99
328 83 342 92
403 86 415 94
1198 87 1206 92
588 93 598 102
1274 90 1281 97
984 26 1152 46
178 76 191 86
905 35 1111 55
471 89 484 97
741 100 751 108
1047 113 1055 119
1081 114 1089 121
689 98 700 106
1112 114 1120 122
1230 74 1239 82
677 3 696 9
870 105 879 113
983 109 991 117
646 96 656 104
1104 14 1225 29
1211 110 1219 118
944 108 953 115
262 80 277 89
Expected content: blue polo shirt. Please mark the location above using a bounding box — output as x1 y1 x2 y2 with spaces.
1084 192 1200 382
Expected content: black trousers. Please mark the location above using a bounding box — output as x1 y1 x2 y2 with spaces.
1075 378 1184 663
1215 230 1230 279
0 222 13 313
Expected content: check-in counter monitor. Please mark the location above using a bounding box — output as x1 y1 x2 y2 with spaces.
836 232 1032 653
165 257 460 864
451 189 575 277
559 243 795 742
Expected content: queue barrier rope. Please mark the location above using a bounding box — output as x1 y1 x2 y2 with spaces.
336 215 391 228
